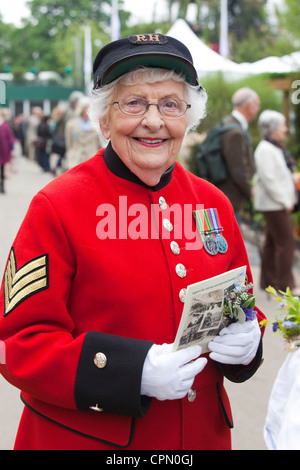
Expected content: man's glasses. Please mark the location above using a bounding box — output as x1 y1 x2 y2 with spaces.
111 97 191 117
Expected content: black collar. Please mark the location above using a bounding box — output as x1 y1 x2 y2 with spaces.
103 142 175 191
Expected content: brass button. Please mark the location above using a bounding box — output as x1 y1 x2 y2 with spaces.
94 352 107 369
188 388 196 403
159 196 168 210
179 288 187 303
170 241 180 255
176 263 186 279
163 218 173 232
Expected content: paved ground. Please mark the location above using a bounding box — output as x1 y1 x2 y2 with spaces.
0 148 298 450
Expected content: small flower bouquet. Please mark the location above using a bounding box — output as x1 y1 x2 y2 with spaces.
260 286 300 351
222 273 257 324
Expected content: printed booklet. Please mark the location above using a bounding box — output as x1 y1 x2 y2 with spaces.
173 266 247 353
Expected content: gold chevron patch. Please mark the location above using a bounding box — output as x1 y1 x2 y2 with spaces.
3 247 49 316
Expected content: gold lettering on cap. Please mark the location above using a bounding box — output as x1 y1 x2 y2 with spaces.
147 34 161 42
129 34 167 45
134 34 160 42
134 34 148 42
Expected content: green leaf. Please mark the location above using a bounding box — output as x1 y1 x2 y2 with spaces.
234 306 246 324
266 286 277 296
242 295 255 309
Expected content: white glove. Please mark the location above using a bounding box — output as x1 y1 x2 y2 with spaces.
208 319 261 365
141 343 207 401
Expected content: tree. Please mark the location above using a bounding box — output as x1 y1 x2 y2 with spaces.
26 0 111 34
281 0 300 45
0 15 15 73
0 0 131 84
198 0 276 62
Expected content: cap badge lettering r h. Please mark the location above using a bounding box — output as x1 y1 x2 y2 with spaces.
129 34 168 45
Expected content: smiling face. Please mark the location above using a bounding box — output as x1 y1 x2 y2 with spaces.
99 79 188 186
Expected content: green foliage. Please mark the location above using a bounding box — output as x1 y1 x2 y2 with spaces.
232 27 276 64
280 0 300 43
199 73 237 133
26 0 111 31
198 73 281 144
262 286 300 342
0 21 16 73
0 0 121 84
198 0 281 63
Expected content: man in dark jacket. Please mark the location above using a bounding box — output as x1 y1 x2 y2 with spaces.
217 88 260 222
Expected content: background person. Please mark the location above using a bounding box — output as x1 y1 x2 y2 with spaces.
36 115 52 172
0 34 265 450
0 108 15 193
65 96 100 169
51 91 85 174
254 110 298 293
25 106 43 161
216 87 260 222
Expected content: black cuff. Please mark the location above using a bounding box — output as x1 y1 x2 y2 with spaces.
75 331 153 417
218 338 263 383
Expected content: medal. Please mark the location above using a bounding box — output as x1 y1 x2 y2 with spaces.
193 208 228 255
210 208 228 254
193 210 218 255
203 210 219 255
204 236 218 255
215 233 228 253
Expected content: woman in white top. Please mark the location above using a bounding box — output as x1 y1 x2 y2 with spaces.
254 110 298 292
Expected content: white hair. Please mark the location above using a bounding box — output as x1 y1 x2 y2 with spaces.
232 87 259 107
258 110 286 139
89 67 207 146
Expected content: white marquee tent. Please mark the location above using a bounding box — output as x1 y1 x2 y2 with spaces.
167 19 244 78
238 55 297 75
167 19 300 78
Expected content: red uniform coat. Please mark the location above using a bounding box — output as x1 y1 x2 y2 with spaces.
0 144 265 450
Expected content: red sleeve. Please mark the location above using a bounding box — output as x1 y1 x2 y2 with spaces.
0 193 152 416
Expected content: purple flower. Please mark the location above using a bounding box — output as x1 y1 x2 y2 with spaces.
282 321 295 329
233 280 242 293
243 307 256 321
229 292 237 301
272 322 279 332
276 302 287 310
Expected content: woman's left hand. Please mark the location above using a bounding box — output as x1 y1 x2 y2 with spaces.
208 319 261 366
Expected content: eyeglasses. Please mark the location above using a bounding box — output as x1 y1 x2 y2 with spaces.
111 97 191 117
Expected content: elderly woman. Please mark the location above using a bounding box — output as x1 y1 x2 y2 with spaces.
0 34 265 450
254 110 298 293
